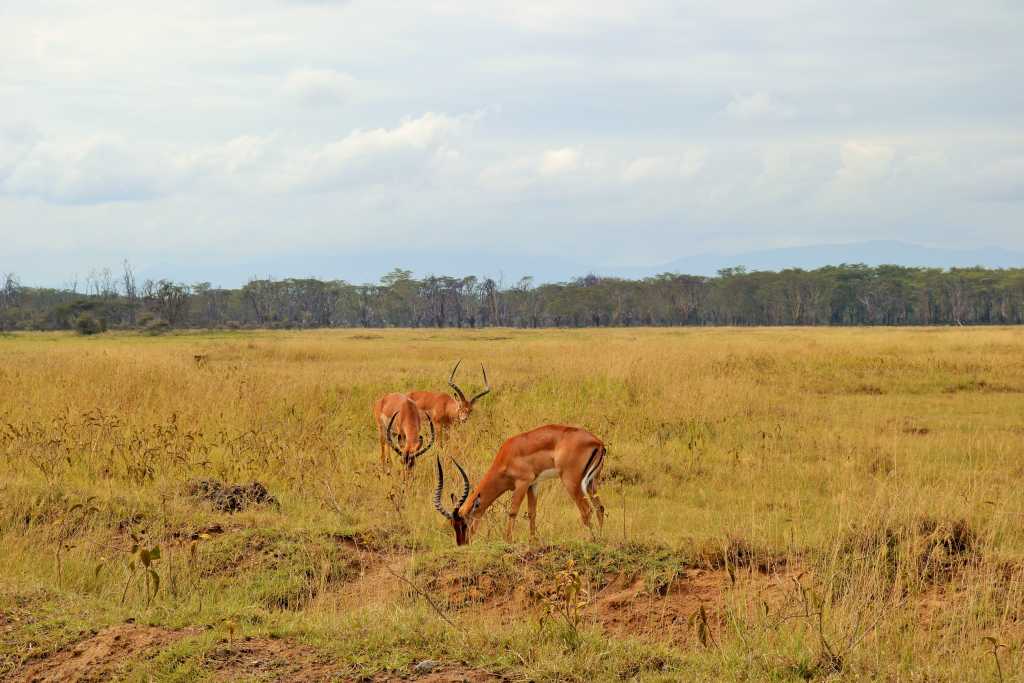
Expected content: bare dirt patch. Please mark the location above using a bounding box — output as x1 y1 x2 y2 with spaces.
592 570 728 642
204 637 339 682
426 552 795 646
206 639 501 682
370 663 504 681
594 567 795 644
11 623 201 683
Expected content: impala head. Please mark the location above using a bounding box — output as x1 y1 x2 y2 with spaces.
433 456 473 545
448 360 491 422
385 410 435 469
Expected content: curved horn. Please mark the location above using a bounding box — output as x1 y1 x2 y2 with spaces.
433 456 452 519
469 364 491 404
412 412 436 459
384 411 403 457
452 458 471 509
448 360 468 403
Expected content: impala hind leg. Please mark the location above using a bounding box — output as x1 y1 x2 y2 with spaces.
588 487 606 530
562 473 595 534
582 448 606 530
585 471 605 529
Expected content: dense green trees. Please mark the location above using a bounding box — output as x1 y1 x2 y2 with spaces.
2 264 1023 331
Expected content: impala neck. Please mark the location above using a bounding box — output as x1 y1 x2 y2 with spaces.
458 470 509 521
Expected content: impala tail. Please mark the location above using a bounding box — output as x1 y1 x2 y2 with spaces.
580 445 606 497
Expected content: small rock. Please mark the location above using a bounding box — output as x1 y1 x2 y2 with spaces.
414 660 440 674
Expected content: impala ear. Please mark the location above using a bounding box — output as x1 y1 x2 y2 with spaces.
450 493 456 506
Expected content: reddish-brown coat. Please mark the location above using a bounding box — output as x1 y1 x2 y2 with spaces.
373 392 432 468
437 424 606 544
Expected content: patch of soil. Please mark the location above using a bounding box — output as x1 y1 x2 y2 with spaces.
370 663 504 681
205 637 339 682
428 556 795 646
11 624 201 683
189 478 277 513
592 570 726 642
330 556 408 611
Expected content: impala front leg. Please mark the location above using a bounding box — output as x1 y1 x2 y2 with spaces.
378 428 388 469
506 483 530 542
526 485 539 540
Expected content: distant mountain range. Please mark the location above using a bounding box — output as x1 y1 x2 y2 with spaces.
123 240 1022 289
601 241 1024 280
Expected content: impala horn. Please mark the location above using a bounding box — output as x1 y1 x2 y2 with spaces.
433 456 472 519
385 411 403 457
448 360 468 403
412 412 436 459
433 456 452 519
469 364 491 404
453 458 471 508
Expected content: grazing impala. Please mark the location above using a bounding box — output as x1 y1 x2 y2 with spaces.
433 425 606 545
373 393 436 469
409 361 490 445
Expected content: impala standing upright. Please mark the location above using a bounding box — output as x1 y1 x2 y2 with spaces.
409 360 490 446
433 424 606 545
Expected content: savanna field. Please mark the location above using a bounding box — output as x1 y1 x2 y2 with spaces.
1 327 1023 682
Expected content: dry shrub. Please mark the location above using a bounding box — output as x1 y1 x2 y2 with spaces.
695 536 786 574
867 450 895 476
839 516 978 593
605 464 644 486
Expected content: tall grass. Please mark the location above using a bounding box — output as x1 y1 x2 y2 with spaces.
1 327 1023 680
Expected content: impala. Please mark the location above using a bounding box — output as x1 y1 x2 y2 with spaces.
433 424 606 545
373 393 436 469
409 361 490 444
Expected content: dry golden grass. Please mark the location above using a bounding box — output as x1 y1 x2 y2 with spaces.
1 327 1023 680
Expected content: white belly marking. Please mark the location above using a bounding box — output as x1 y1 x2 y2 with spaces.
535 468 559 482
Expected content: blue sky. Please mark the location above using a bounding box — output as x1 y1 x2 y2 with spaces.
1 1 1022 286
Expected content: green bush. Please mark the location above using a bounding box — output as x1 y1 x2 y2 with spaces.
74 313 105 335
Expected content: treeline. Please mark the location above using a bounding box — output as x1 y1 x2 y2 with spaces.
2 263 1024 332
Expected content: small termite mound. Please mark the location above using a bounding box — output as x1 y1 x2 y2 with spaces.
188 479 277 513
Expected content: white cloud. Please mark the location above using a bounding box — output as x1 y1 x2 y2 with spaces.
835 141 895 186
725 92 794 121
176 135 279 192
539 147 580 175
622 150 705 183
0 132 166 204
0 112 472 203
429 1 648 33
1 0 1023 282
282 68 357 106
283 111 470 190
